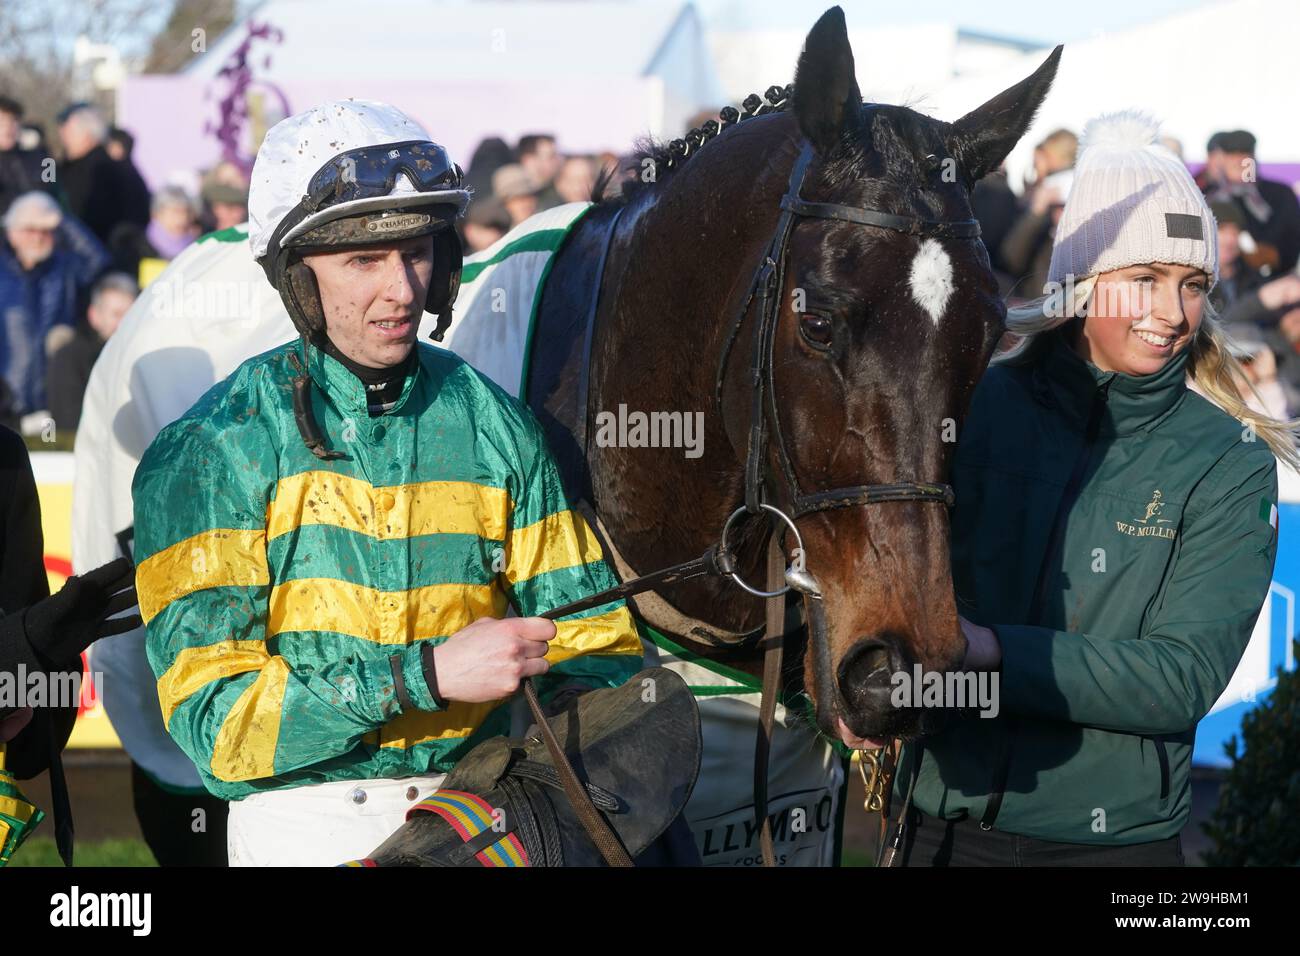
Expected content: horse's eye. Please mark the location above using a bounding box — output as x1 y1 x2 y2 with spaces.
799 314 834 350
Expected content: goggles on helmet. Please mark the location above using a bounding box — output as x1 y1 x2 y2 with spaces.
300 140 463 215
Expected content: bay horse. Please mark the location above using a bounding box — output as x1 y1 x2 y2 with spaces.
521 6 1061 860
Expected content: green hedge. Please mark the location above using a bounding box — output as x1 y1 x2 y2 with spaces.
1202 640 1300 866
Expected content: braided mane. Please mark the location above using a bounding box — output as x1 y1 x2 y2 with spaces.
596 83 793 203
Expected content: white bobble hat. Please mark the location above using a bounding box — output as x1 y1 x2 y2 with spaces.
247 98 469 261
1046 110 1218 290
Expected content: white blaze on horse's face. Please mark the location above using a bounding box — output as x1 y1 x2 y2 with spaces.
908 238 955 326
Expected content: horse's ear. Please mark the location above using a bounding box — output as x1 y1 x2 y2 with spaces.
945 45 1063 187
792 6 862 156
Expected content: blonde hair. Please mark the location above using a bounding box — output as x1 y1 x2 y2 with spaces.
996 275 1300 472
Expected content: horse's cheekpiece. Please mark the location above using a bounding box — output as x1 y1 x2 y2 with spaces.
348 667 701 866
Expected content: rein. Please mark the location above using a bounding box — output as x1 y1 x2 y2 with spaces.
548 129 980 866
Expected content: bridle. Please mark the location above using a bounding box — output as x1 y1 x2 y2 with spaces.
710 138 982 866
546 133 989 868
713 140 978 523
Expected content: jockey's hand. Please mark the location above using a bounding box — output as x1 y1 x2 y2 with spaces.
429 616 557 703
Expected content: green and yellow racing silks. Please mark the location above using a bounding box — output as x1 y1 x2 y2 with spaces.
133 339 642 800
0 742 44 866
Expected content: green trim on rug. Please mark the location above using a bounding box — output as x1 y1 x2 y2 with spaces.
460 222 586 286
639 616 852 751
637 619 762 691
197 225 248 244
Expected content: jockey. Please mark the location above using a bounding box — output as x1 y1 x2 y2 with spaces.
130 100 643 866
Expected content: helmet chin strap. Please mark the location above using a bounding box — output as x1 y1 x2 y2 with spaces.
287 333 418 460
289 334 345 461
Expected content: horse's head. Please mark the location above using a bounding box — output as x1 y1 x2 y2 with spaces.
741 8 1061 744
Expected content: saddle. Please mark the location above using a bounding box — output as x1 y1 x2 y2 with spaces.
360 667 702 866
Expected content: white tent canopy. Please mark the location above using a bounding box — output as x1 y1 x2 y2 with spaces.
709 23 1037 108
919 0 1300 193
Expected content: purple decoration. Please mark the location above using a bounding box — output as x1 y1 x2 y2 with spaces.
203 19 292 174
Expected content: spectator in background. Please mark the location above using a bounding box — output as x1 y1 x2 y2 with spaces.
465 136 515 198
1209 200 1266 312
1022 128 1077 196
197 161 250 234
105 126 134 163
971 164 1021 293
47 272 136 433
518 133 563 211
18 122 48 156
200 180 248 233
1198 130 1300 276
1001 129 1078 301
492 163 541 227
0 191 109 424
1218 272 1300 395
0 96 56 218
1001 167 1073 302
596 150 627 198
554 154 596 204
109 186 198 286
56 104 150 245
1222 321 1300 421
461 196 511 253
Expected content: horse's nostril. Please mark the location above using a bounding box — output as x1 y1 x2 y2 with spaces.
835 637 917 738
837 639 896 693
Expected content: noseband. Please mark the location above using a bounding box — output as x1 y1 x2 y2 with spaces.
709 142 982 866
543 135 987 867
714 141 978 522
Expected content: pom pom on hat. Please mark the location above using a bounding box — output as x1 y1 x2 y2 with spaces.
1078 110 1162 153
1046 109 1218 291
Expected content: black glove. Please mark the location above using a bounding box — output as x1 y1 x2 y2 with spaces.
16 556 143 670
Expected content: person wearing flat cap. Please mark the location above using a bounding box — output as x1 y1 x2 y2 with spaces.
1198 129 1300 275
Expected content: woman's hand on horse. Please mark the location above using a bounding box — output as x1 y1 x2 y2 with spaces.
958 615 1002 671
430 616 557 703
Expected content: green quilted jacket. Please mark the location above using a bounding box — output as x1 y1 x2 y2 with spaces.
896 324 1279 844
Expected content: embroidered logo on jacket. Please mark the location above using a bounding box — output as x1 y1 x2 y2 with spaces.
1115 489 1178 540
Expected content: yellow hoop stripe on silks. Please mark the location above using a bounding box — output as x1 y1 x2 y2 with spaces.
409 790 529 867
0 744 45 867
